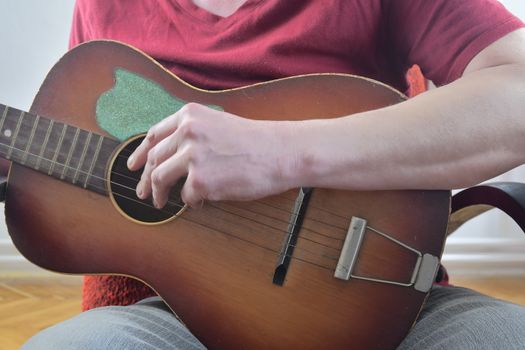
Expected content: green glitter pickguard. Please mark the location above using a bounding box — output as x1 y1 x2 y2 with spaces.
96 68 222 141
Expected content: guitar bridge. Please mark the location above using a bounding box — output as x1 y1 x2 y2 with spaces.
273 188 312 286
334 217 439 293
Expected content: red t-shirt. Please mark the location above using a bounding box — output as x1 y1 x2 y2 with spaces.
70 0 523 92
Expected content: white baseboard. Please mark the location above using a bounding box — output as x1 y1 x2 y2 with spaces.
0 239 83 281
442 238 525 276
0 238 50 276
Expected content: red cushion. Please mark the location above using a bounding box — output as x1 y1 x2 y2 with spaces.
82 275 156 311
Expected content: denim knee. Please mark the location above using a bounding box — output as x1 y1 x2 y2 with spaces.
21 303 205 350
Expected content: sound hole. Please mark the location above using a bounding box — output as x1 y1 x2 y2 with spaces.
109 136 186 224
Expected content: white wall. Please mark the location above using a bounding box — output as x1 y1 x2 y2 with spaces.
501 0 525 18
0 1 75 275
0 1 75 111
0 1 524 276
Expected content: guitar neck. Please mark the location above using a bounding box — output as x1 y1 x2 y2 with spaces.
0 103 119 196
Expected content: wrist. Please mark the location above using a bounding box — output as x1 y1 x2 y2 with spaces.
273 119 319 191
278 116 366 191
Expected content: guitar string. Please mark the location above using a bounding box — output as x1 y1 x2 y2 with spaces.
0 140 349 262
175 214 337 271
249 197 348 231
107 162 347 245
0 143 343 267
110 170 342 254
82 162 344 256
109 160 346 246
116 148 353 227
112 160 347 242
109 169 346 250
0 119 349 241
0 122 349 255
36 136 350 244
112 150 350 238
213 202 345 242
185 205 340 260
106 174 343 253
104 187 338 263
113 164 346 248
0 124 350 249
106 190 337 272
2 106 360 227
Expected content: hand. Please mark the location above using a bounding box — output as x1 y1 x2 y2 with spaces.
127 103 297 208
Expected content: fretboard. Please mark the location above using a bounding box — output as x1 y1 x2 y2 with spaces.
0 103 120 196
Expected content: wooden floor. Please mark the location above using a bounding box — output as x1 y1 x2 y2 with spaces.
450 276 525 306
1 276 524 350
0 276 82 350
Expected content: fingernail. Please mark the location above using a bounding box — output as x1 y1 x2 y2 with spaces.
137 184 143 198
127 155 134 168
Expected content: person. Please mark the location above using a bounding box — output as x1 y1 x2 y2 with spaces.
22 0 525 349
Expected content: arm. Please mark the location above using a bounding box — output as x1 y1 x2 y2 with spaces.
294 29 525 191
128 29 525 208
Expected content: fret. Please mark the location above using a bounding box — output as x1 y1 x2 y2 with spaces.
73 131 93 184
11 111 41 167
21 114 40 165
6 111 25 160
26 117 51 170
55 125 79 179
0 106 9 155
35 119 54 171
84 134 103 189
0 105 8 133
48 124 67 176
0 108 22 161
0 104 117 197
60 127 80 180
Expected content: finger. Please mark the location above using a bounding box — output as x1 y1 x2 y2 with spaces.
180 174 206 208
136 155 152 200
127 112 181 170
150 151 188 208
136 132 179 199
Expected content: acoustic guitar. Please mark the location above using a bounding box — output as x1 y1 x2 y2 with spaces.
3 40 450 349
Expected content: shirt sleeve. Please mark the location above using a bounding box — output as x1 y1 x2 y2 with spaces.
384 0 524 86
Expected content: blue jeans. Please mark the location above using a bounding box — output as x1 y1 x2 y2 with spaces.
22 285 525 349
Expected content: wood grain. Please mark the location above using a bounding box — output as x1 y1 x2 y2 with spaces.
0 276 81 350
451 276 525 306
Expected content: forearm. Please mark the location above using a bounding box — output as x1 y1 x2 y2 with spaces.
289 64 525 191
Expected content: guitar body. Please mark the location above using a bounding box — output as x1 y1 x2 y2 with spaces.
6 41 450 349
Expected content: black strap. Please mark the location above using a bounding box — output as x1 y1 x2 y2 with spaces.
449 182 525 236
0 176 6 203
